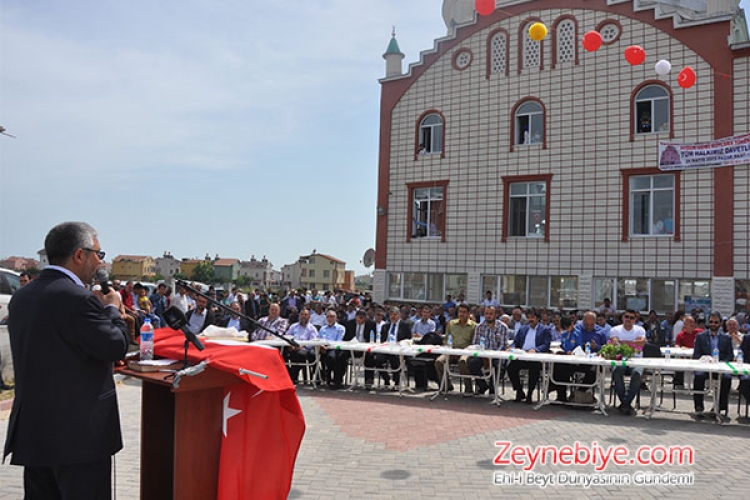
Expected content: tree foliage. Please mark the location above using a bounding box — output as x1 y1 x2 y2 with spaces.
191 262 215 283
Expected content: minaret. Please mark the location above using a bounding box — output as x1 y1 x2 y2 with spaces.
382 27 405 78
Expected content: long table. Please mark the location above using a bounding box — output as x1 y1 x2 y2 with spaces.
626 356 750 421
254 338 428 396
217 337 750 422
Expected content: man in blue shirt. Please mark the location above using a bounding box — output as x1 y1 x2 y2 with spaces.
319 309 346 389
284 308 320 383
443 294 456 312
149 283 168 327
552 311 606 404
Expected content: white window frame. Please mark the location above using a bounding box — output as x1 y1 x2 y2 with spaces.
419 114 443 154
629 174 674 237
412 186 444 239
508 181 547 238
635 85 670 135
515 101 543 145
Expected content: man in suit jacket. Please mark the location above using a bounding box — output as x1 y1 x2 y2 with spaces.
186 295 216 334
692 312 734 417
507 308 552 403
342 310 379 386
371 307 411 386
280 290 303 318
218 301 253 333
244 290 260 319
3 222 129 499
508 307 527 341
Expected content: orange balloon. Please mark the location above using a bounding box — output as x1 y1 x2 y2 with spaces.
529 22 548 41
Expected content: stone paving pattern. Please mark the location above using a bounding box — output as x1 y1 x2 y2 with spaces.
1 377 749 499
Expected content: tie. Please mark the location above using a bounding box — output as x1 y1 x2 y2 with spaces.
390 323 396 335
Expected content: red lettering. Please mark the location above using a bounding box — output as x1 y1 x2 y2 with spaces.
510 446 527 466
493 441 511 465
557 446 573 465
574 441 590 465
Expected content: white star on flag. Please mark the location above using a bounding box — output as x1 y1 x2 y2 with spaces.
222 391 242 437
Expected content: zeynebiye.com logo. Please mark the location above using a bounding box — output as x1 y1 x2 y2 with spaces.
492 441 696 489
493 441 694 472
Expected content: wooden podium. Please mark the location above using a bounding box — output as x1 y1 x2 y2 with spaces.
118 366 244 500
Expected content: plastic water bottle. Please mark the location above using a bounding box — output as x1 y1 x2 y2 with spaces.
585 341 591 359
370 331 376 344
737 350 744 365
712 346 719 363
388 329 396 346
665 344 671 361
447 333 453 349
140 318 154 361
321 329 327 342
479 336 486 350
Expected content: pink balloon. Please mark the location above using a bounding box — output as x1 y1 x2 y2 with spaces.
582 30 603 52
624 45 646 65
678 66 696 89
475 0 495 16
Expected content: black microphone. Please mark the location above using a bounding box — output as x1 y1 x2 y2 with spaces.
163 306 205 351
95 268 110 295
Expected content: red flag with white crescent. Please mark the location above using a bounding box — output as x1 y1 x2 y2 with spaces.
153 328 305 499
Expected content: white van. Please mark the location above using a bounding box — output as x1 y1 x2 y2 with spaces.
0 268 21 322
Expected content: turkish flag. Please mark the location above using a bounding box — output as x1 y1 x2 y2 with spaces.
153 328 306 499
217 385 305 499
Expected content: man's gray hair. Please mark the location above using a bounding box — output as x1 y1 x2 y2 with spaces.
45 221 98 265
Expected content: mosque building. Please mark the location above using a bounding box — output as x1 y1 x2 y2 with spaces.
373 0 750 314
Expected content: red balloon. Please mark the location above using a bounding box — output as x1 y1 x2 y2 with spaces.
475 0 495 16
582 30 603 52
624 45 646 65
678 66 697 89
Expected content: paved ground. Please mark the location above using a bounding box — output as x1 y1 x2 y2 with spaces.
1 377 749 499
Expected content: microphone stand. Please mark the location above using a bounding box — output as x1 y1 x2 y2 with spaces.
175 279 299 348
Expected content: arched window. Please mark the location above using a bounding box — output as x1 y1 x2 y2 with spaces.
520 20 542 71
418 113 444 155
514 101 544 146
554 18 577 67
487 28 509 77
634 84 671 135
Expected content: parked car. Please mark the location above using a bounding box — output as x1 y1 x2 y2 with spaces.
0 267 21 322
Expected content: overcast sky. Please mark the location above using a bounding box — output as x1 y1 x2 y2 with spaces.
1 1 748 276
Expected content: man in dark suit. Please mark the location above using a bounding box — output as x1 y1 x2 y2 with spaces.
280 290 303 318
218 301 253 333
692 311 734 418
3 221 130 499
186 295 215 334
244 290 260 319
507 308 552 403
371 307 411 386
343 310 378 386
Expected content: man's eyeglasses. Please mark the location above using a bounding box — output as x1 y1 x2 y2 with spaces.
82 248 106 260
623 315 635 320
